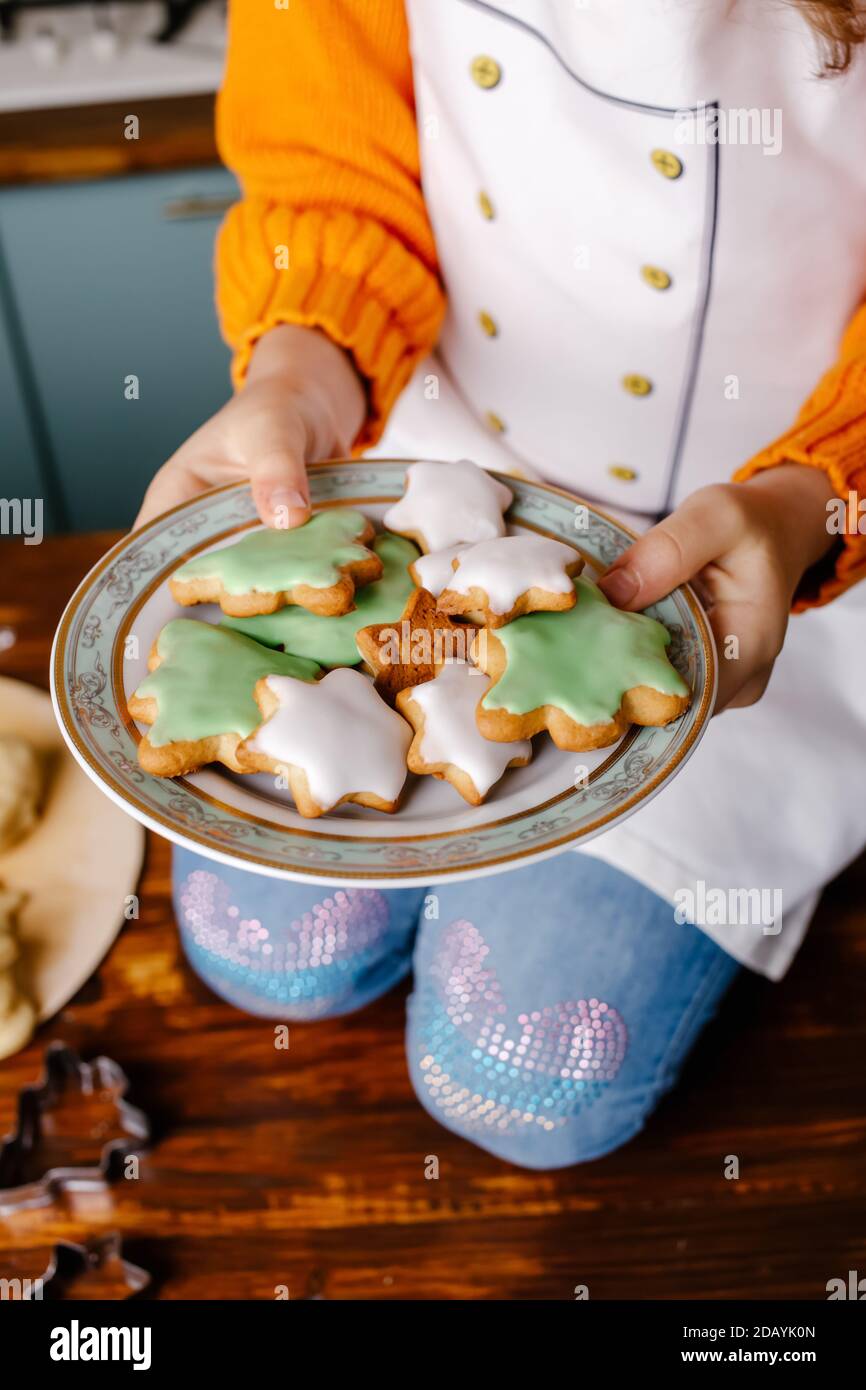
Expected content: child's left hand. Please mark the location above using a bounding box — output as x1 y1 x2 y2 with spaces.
597 464 837 712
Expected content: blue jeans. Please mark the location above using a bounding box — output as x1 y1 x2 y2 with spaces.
173 848 739 1170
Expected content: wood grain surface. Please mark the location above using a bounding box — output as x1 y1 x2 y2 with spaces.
0 531 864 1301
0 96 219 187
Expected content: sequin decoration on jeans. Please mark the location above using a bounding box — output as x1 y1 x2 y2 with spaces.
415 919 628 1133
176 868 394 1018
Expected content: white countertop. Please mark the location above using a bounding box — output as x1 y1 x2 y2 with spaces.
0 2 226 112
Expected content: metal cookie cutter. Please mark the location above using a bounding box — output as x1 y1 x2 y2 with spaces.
35 1233 151 1300
0 1041 151 1215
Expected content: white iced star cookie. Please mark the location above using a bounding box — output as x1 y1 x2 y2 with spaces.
384 459 513 553
436 534 585 628
237 667 413 817
396 662 532 806
409 544 471 598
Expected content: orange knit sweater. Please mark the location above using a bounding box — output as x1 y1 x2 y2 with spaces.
216 0 866 612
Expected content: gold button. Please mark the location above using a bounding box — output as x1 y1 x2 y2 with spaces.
484 410 506 433
478 310 498 337
640 264 672 291
622 374 653 397
471 55 502 89
650 148 683 179
478 191 495 220
608 465 639 482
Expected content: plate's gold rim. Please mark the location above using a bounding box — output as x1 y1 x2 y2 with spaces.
53 461 716 880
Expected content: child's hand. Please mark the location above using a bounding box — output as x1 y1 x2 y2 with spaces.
597 465 837 712
134 325 365 531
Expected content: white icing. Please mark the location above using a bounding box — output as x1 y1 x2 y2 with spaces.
444 535 581 612
412 544 471 597
248 668 411 810
384 459 513 552
409 662 531 798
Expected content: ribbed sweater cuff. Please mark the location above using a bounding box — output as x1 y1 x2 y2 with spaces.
216 203 445 448
733 360 866 611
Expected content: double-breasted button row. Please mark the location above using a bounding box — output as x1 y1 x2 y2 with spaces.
469 70 507 427
616 151 685 474
469 58 685 477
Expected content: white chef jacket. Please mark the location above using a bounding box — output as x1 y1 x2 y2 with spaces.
369 0 866 978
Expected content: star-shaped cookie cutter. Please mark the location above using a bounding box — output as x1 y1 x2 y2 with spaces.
0 1041 151 1215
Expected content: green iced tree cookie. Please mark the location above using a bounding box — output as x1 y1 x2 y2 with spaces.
221 533 419 666
477 576 690 748
169 509 381 615
132 619 320 747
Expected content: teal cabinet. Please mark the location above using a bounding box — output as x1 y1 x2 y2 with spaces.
0 274 57 531
0 167 238 531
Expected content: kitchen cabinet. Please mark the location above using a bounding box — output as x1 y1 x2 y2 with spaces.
0 270 57 531
0 166 237 532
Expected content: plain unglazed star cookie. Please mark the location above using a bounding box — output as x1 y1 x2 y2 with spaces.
0 735 43 854
475 576 691 751
220 533 419 668
0 884 36 1061
397 661 532 805
436 534 584 627
128 619 321 776
384 459 513 552
355 587 480 706
169 509 382 617
237 667 413 817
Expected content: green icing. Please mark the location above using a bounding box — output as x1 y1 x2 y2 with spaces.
134 618 320 747
219 533 419 667
482 576 689 726
172 509 374 595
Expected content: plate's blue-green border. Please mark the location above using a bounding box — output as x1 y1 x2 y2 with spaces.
51 462 715 886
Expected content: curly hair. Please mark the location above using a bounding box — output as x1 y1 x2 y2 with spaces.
796 1 866 72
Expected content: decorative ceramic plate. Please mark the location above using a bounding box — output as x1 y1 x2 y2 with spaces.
51 461 715 887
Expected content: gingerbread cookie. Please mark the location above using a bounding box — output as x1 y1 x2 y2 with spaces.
237 668 412 817
356 588 480 706
397 661 532 805
169 509 381 617
436 534 584 627
128 619 320 776
384 459 513 552
221 533 419 668
476 577 691 751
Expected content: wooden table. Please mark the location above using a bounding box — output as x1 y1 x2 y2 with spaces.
1 532 864 1300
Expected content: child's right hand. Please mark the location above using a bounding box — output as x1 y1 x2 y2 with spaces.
134 325 366 531
598 464 837 712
